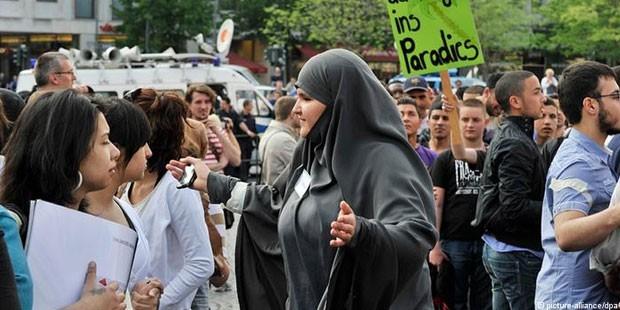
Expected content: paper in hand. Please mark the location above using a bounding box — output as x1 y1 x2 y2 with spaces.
591 179 620 272
25 200 137 309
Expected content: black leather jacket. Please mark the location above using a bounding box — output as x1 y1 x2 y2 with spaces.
473 116 546 250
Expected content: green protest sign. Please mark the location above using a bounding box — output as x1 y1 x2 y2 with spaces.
386 0 484 76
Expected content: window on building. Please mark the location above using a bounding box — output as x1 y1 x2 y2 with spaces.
75 0 95 19
111 0 123 20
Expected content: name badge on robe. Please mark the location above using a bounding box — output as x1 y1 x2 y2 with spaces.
294 170 311 197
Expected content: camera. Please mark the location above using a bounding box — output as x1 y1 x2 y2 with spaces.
177 165 197 189
220 116 232 129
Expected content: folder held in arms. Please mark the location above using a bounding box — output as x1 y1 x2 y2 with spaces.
591 181 620 273
25 200 137 309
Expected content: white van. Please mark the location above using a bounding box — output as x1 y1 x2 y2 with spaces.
16 62 275 132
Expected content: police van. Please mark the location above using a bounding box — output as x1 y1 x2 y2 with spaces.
16 47 275 132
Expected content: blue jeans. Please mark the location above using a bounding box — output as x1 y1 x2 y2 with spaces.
442 239 491 310
191 282 210 310
482 244 542 310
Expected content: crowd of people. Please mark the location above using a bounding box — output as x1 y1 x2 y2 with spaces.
2 46 620 310
386 63 620 310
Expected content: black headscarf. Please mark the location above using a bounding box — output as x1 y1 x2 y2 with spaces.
282 49 437 309
295 48 435 226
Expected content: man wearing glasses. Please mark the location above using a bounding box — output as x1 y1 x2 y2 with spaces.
535 62 620 306
27 52 76 103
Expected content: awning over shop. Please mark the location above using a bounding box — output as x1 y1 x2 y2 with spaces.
361 47 399 63
228 52 267 74
297 44 321 59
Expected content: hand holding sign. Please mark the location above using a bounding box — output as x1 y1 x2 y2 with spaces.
386 0 484 76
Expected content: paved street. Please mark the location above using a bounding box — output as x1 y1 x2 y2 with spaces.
208 214 240 310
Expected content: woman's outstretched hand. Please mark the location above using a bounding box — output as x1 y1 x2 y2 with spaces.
166 157 211 192
330 201 357 248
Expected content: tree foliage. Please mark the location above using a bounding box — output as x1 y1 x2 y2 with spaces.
540 0 620 63
220 0 294 38
470 0 536 54
262 0 392 49
112 0 620 64
114 0 212 52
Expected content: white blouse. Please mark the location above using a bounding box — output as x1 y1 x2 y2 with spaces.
122 172 214 309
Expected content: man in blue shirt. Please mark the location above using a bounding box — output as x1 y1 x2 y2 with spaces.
535 61 620 307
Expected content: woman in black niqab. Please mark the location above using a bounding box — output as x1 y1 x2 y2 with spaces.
168 49 437 310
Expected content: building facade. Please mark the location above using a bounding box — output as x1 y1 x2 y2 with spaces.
0 0 124 80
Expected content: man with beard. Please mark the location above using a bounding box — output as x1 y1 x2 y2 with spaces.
534 97 559 153
481 72 505 144
605 66 620 176
535 61 620 306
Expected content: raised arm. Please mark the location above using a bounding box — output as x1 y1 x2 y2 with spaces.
442 96 479 164
552 160 620 251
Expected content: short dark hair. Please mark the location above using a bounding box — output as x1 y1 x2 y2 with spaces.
455 86 468 100
1 89 101 215
95 97 151 167
134 88 188 180
0 89 24 146
465 85 485 96
428 99 444 118
396 96 423 117
0 89 25 123
487 72 505 89
34 52 70 86
612 66 620 85
543 96 557 108
495 71 536 113
559 61 615 125
274 96 296 121
243 99 253 107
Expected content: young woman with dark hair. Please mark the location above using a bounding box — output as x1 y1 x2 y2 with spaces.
0 89 125 309
122 89 213 309
86 97 163 310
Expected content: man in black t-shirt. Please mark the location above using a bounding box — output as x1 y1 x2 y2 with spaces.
430 99 491 310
